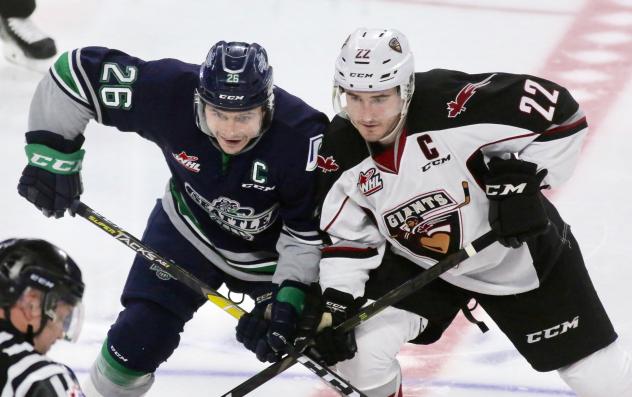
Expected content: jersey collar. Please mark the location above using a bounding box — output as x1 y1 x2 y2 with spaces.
367 128 407 174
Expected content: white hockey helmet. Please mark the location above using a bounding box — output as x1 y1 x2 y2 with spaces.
333 28 415 114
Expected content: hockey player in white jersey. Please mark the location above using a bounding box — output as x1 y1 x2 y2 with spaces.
0 238 85 396
313 28 632 397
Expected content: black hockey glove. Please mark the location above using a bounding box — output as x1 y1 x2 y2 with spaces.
313 288 361 366
18 131 85 218
235 288 278 363
483 157 549 248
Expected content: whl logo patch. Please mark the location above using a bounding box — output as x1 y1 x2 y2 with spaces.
447 74 496 118
358 168 383 196
173 151 201 173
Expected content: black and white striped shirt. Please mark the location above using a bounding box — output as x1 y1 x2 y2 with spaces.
0 322 84 397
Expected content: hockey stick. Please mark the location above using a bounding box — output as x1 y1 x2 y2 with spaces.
223 229 497 396
70 200 367 397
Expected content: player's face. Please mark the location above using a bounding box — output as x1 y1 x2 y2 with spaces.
33 301 74 354
204 105 264 154
343 88 403 142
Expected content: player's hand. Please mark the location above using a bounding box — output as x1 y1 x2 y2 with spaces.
235 289 278 363
484 157 549 248
312 288 361 366
266 280 316 355
18 132 84 218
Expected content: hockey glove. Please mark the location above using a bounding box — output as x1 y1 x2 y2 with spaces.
484 157 549 248
235 288 278 363
313 288 361 366
267 280 319 354
18 131 85 218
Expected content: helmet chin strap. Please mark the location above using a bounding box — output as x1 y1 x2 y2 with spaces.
377 83 414 146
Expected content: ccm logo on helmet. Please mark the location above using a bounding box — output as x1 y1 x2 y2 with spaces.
30 274 55 289
219 94 245 100
349 73 373 78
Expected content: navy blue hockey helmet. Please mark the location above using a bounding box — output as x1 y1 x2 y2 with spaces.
195 41 275 152
0 239 85 341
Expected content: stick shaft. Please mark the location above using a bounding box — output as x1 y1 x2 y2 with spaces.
72 200 366 397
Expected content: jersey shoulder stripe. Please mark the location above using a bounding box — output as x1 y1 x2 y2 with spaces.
50 49 90 106
535 110 587 142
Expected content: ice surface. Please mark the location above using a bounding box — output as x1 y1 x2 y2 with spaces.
1 0 631 395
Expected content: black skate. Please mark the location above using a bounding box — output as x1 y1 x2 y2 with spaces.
0 16 57 72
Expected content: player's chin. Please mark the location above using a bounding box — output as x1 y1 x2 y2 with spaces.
359 129 388 142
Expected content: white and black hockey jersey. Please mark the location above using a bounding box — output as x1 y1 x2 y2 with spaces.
317 70 587 298
0 322 84 397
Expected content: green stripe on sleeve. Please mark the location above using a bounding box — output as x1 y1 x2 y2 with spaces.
53 51 83 99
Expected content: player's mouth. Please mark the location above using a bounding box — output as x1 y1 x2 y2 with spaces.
219 136 244 145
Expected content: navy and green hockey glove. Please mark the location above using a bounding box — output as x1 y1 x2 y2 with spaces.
18 131 85 218
266 280 320 355
236 281 316 363
235 288 277 363
484 157 549 248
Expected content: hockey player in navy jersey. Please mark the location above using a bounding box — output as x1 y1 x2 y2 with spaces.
313 28 632 397
17 41 328 396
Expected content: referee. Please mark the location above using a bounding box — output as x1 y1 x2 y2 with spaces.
0 238 85 396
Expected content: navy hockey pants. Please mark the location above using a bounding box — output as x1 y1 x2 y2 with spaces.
106 200 274 373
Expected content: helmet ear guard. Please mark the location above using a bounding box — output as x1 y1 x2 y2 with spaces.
194 41 275 154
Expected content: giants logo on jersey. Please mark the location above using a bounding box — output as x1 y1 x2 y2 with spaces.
383 190 462 261
358 168 383 196
446 74 496 118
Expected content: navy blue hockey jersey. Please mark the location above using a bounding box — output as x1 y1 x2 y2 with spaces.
30 47 327 283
